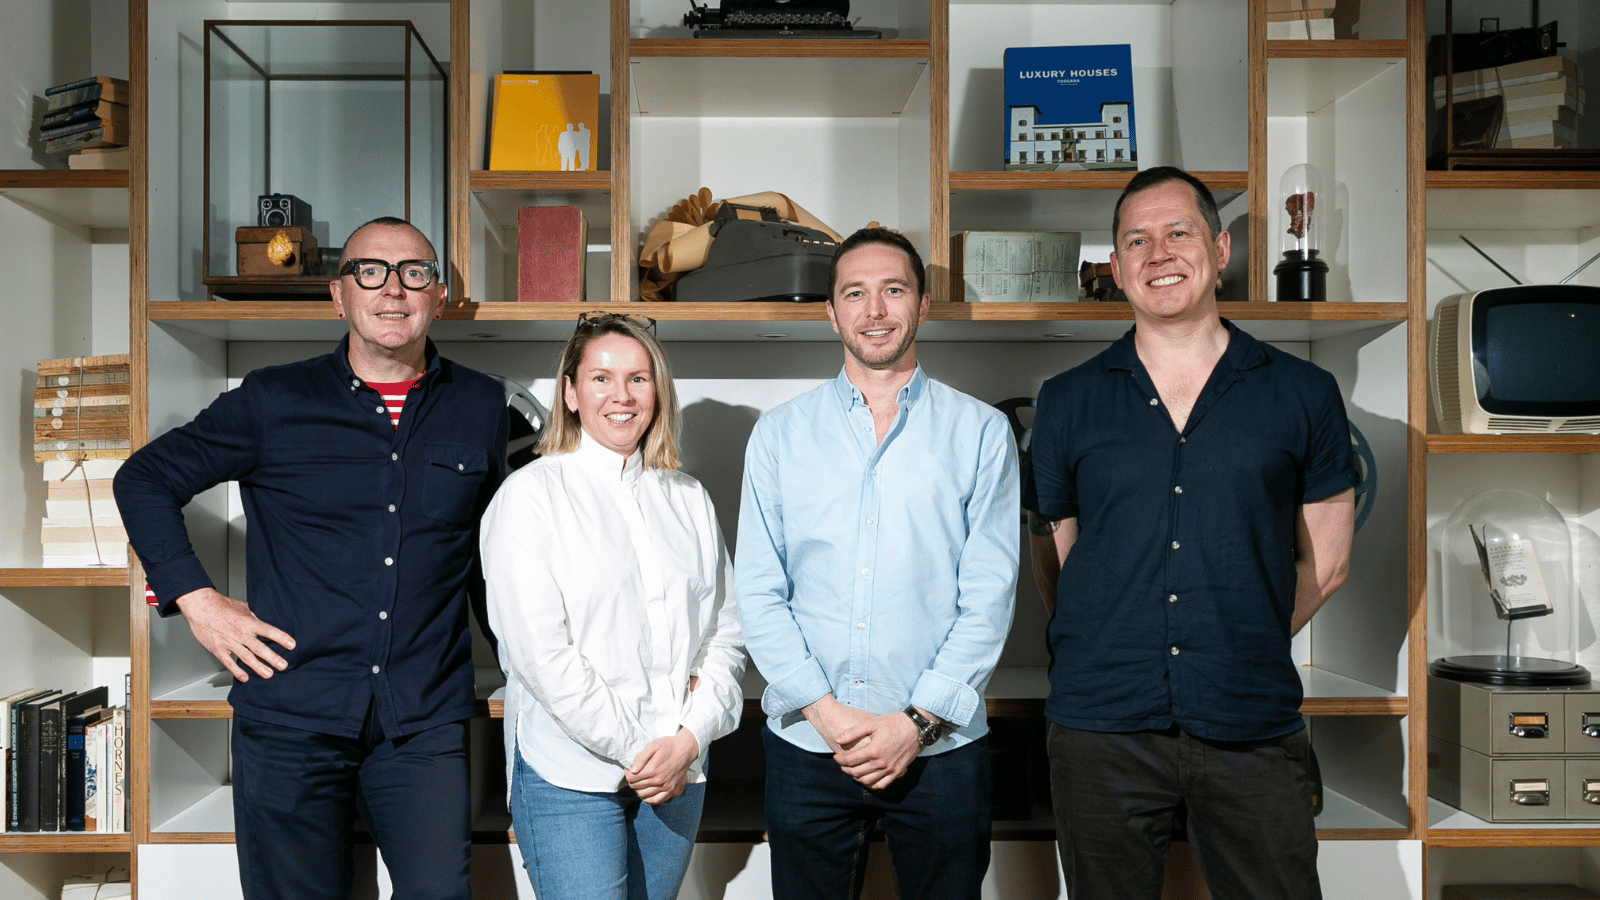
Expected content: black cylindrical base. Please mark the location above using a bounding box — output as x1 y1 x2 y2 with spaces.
1274 250 1329 302
1430 655 1593 687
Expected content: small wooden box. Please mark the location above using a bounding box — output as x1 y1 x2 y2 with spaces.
235 226 319 276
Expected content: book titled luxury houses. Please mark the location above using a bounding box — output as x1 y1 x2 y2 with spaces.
1004 44 1137 171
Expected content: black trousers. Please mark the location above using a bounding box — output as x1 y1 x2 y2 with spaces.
231 703 470 900
1048 722 1322 900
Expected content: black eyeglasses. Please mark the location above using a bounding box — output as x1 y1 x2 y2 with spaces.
575 311 657 334
341 258 440 291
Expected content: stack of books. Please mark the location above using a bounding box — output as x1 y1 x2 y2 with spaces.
1433 55 1585 150
2 686 128 834
39 76 130 162
35 355 130 567
1267 0 1336 40
62 865 132 899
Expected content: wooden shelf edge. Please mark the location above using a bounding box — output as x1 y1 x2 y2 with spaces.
951 170 1248 192
1300 697 1408 716
145 832 235 844
1427 171 1600 191
149 700 231 719
1424 828 1600 848
1266 40 1407 59
1428 434 1600 454
629 38 928 59
0 169 129 190
0 833 132 852
0 567 130 587
1318 827 1412 841
470 171 611 192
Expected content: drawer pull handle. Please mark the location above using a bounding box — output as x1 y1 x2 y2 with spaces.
1584 780 1600 805
1509 714 1549 740
1583 714 1600 739
1511 779 1551 806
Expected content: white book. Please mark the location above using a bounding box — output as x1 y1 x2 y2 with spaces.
84 717 104 832
41 459 123 480
108 708 126 832
45 500 123 520
1501 119 1576 141
43 553 129 568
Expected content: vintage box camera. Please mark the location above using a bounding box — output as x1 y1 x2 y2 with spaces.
259 194 313 228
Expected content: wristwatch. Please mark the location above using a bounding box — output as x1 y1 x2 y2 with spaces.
904 706 943 747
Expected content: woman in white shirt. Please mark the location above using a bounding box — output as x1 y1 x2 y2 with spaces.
481 312 745 900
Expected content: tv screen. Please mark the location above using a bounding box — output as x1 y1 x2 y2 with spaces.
1474 286 1600 415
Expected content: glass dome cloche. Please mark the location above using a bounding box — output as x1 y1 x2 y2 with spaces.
1432 488 1589 686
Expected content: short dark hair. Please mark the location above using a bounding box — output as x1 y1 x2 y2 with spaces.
827 227 926 300
1111 167 1223 245
337 216 439 270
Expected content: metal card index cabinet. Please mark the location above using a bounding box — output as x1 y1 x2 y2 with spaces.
1429 676 1600 821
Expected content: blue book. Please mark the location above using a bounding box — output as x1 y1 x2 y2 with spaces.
1003 44 1138 171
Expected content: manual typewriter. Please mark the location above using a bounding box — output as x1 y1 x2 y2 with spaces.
685 0 882 38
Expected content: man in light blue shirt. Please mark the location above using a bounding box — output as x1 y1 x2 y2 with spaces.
736 226 1019 900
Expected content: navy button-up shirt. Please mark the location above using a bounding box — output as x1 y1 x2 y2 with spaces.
116 337 508 739
1027 322 1355 741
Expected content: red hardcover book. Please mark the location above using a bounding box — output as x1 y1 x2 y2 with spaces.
517 206 588 303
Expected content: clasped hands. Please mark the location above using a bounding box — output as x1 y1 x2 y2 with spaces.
804 694 925 791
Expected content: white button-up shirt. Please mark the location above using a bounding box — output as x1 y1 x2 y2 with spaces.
482 431 745 793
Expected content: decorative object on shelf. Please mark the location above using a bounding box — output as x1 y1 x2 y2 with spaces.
950 231 1080 303
518 206 588 302
39 76 130 157
258 193 312 228
1432 488 1588 687
33 356 130 568
1265 0 1335 40
203 20 447 301
1004 44 1136 172
488 72 599 171
684 0 881 39
1430 1 1595 170
235 226 319 277
638 189 841 302
1430 282 1600 435
1078 261 1124 302
1273 163 1330 302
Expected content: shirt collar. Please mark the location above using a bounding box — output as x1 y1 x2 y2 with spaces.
829 364 927 411
574 428 645 484
332 334 442 389
1102 318 1267 374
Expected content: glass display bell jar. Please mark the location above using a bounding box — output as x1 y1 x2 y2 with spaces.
1273 163 1329 302
1432 488 1589 686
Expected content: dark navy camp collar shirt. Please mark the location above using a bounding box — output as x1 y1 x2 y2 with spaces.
1027 320 1355 741
116 336 508 739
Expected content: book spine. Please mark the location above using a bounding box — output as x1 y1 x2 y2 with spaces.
40 705 62 831
16 705 41 832
35 371 131 388
109 709 126 832
45 76 106 96
36 354 131 374
6 704 21 831
64 717 90 831
83 720 102 832
45 84 102 111
40 118 105 140
41 104 105 129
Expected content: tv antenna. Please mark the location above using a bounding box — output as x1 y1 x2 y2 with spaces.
1458 234 1600 286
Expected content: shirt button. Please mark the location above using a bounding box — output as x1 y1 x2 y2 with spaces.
857 622 866 630
391 453 399 461
457 463 464 471
1174 486 1184 494
351 378 361 387
385 557 394 566
375 405 385 414
861 568 870 577
865 518 875 526
1149 398 1159 406
1179 436 1187 444
379 611 389 620
1170 541 1180 550
1170 647 1180 656
372 665 381 674
388 504 396 513
853 678 863 685
1168 594 1178 603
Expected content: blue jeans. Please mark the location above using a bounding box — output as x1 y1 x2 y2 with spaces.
509 744 705 900
231 706 470 900
1047 723 1322 900
762 727 991 900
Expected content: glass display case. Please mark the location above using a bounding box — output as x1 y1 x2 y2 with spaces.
201 20 447 300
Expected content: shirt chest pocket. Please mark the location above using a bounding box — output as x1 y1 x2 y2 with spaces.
422 442 490 526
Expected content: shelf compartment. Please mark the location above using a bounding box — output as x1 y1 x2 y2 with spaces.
629 50 928 117
1427 798 1600 845
0 568 129 588
149 300 1407 343
1427 184 1600 233
1428 435 1600 454
0 172 131 230
0 834 131 852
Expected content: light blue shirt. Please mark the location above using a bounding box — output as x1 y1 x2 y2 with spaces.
735 366 1020 754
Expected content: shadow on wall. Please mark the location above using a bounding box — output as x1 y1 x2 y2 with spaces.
680 398 762 554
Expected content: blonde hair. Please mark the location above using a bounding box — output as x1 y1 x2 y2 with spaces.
537 314 681 470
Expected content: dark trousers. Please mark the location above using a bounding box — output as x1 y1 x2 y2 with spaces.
1047 722 1322 900
231 704 471 900
762 727 991 900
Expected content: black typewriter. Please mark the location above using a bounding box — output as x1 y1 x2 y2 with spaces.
685 1 882 38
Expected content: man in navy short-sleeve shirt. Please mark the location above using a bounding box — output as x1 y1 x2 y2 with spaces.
1025 167 1355 900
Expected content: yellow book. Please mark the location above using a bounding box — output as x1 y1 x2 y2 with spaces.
488 72 600 172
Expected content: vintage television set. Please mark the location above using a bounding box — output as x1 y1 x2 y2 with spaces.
1430 283 1600 434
